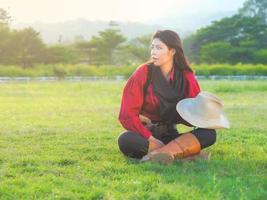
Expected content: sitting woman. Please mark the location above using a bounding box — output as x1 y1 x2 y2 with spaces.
117 30 228 164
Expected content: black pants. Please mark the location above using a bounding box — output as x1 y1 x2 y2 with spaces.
118 127 216 159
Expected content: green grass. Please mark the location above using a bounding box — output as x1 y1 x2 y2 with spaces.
0 80 266 199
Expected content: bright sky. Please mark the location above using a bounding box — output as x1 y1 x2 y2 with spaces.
1 0 246 23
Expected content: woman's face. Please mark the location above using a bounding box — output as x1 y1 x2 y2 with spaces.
150 38 176 67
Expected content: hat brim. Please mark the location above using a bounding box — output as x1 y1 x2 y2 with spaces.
176 98 230 129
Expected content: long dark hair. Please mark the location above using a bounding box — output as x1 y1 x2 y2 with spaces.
147 30 193 72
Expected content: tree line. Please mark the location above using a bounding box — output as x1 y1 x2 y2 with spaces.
184 0 267 64
0 0 266 67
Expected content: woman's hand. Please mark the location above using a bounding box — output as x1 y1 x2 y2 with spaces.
139 114 152 126
139 115 164 151
148 136 164 152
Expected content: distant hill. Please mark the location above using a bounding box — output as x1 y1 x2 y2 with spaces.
11 11 236 44
12 19 162 44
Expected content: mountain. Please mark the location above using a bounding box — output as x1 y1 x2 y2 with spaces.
12 19 163 44
11 11 236 44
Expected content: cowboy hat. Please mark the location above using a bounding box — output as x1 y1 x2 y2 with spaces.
176 91 230 129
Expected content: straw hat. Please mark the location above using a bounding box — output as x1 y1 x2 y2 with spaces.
176 91 230 129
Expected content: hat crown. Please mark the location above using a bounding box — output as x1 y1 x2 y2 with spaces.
196 92 224 119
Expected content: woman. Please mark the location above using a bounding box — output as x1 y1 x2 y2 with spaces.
117 30 217 162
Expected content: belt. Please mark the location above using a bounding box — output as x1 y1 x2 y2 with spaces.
145 121 176 136
152 121 176 130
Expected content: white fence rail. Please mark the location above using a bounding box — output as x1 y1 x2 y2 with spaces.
0 75 266 83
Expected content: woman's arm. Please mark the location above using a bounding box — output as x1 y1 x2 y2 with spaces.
118 64 153 139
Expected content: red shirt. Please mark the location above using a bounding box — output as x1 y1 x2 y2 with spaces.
118 64 200 139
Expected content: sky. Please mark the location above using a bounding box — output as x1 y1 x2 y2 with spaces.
1 0 246 24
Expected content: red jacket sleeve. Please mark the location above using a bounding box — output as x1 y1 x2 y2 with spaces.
184 71 200 98
118 64 152 139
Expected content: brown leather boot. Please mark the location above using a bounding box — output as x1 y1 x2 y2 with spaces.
142 132 201 165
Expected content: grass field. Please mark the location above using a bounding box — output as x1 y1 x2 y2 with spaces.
0 80 266 199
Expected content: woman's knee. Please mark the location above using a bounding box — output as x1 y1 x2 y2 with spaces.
192 128 216 149
117 131 148 159
205 129 216 147
210 129 216 144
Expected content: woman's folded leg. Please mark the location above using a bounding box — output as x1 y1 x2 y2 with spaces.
118 131 149 159
141 128 216 164
118 128 216 161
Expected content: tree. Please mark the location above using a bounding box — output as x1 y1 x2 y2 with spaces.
0 8 12 64
183 0 267 64
122 34 152 63
44 45 79 64
184 14 267 64
254 49 267 63
0 25 12 64
0 8 11 25
13 28 46 67
76 28 126 65
239 0 267 24
200 42 233 64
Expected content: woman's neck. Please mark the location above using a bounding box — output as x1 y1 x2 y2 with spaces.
160 61 173 80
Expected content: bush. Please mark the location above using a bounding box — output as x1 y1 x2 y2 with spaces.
194 64 267 76
0 63 266 77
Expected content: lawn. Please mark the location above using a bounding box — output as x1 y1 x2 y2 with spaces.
0 80 266 199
